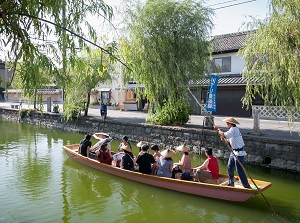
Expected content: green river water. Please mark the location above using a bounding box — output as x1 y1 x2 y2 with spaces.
0 119 299 223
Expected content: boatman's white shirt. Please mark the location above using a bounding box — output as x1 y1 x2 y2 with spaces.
224 127 247 156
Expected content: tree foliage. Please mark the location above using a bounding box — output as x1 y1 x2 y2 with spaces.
241 0 300 120
63 47 116 120
0 0 118 101
120 0 213 125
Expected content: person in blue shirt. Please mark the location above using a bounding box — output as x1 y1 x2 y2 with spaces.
157 149 175 178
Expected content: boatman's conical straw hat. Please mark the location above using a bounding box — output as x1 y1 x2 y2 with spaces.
223 117 240 125
161 149 176 158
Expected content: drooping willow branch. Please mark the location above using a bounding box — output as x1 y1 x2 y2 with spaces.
18 12 131 71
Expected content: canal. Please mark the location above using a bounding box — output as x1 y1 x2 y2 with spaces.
0 119 299 223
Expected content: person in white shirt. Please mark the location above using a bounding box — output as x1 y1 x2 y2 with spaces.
217 117 251 189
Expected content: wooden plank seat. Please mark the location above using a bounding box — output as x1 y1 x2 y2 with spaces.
203 177 227 185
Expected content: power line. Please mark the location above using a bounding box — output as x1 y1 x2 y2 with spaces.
208 0 241 7
210 0 257 10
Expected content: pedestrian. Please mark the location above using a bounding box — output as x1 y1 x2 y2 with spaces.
216 117 251 188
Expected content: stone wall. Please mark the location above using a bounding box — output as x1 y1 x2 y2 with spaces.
1 108 299 173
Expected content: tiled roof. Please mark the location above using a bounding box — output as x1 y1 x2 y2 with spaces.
189 74 258 86
212 31 253 53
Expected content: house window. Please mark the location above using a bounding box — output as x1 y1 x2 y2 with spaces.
100 91 110 104
213 57 231 72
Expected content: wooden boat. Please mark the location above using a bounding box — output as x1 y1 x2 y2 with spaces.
63 144 272 202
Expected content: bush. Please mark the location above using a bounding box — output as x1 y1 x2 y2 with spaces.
19 109 35 119
147 100 192 125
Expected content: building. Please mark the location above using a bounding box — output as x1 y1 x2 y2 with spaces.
189 31 263 117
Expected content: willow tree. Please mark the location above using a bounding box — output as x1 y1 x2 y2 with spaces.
0 0 124 106
64 47 116 119
241 0 300 122
120 0 213 125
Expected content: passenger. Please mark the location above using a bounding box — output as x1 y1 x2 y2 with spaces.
173 145 191 177
136 141 148 155
78 133 92 157
193 148 219 183
91 132 112 152
135 144 156 174
173 167 182 179
150 144 161 175
120 145 135 171
118 135 132 152
96 143 112 165
112 150 124 167
157 149 175 178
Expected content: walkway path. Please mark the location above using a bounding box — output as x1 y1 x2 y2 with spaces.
1 102 299 142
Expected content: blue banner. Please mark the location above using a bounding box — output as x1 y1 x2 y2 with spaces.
206 75 219 112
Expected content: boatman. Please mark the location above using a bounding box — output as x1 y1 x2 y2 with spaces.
216 117 251 189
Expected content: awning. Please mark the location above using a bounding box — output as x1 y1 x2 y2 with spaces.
99 88 111 92
115 84 144 90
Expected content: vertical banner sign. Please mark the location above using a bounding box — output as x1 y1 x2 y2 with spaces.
206 75 219 112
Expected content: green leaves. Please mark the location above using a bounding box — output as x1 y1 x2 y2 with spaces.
241 0 300 118
0 0 114 96
121 0 212 125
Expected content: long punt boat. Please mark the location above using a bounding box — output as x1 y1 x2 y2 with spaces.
63 144 272 202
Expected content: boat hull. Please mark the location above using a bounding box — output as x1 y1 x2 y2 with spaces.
63 144 271 202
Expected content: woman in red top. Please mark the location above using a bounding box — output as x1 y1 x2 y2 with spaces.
96 143 112 165
194 148 219 182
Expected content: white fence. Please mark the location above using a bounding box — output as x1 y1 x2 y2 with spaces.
252 105 300 120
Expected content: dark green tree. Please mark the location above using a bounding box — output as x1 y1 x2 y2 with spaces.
120 0 213 125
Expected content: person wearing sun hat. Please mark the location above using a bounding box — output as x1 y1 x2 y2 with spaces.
173 145 191 174
135 144 156 174
118 135 132 152
157 149 176 178
120 145 135 171
91 132 112 152
216 117 251 189
136 141 149 155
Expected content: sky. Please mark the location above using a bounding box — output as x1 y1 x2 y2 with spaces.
104 0 271 36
